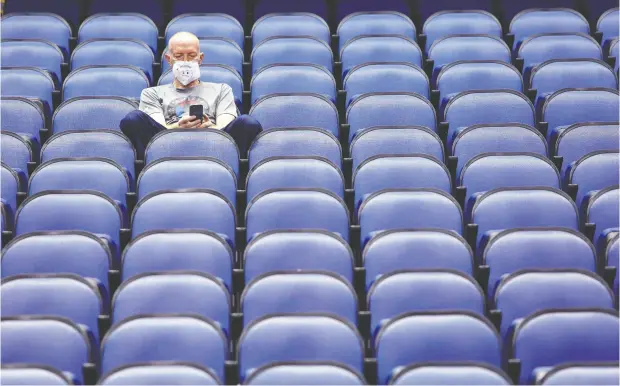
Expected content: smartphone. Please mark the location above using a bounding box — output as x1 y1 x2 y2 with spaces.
189 104 203 123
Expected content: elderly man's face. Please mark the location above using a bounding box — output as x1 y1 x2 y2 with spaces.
166 39 203 66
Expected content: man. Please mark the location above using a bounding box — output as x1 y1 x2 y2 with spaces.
120 31 261 158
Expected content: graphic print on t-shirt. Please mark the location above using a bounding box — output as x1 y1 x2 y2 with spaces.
164 95 213 125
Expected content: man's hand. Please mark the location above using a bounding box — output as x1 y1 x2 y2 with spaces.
178 115 214 129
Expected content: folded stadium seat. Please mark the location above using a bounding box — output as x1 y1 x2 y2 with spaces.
358 189 463 249
112 272 229 331
344 63 429 108
62 65 149 101
98 362 221 385
390 363 511 385
335 0 411 22
493 270 614 340
51 96 138 135
415 0 495 25
1 231 112 293
435 61 522 112
1 13 72 59
243 230 354 285
541 88 619 142
551 122 620 175
566 151 619 208
172 0 246 27
250 94 339 137
346 92 436 144
508 309 619 384
340 35 422 78
353 155 451 213
467 187 578 252
100 315 227 382
458 153 561 206
338 11 416 52
1 274 106 342
605 233 619 296
375 311 501 385
0 364 75 386
238 314 363 382
41 130 136 181
246 157 344 203
246 189 349 242
610 39 619 71
368 270 484 335
1 132 34 179
241 272 357 326
597 8 619 51
131 190 236 246
583 185 620 243
161 37 243 75
498 0 580 27
1 39 65 83
253 13 330 47
165 14 244 50
144 129 239 175
86 0 166 30
1 164 23 227
244 362 366 385
3 0 82 29
536 362 620 385
255 0 329 20
78 13 158 55
71 39 154 83
251 37 333 75
249 128 342 170
427 35 511 87
516 33 602 84
442 90 535 147
1 67 56 117
350 126 443 172
421 10 502 54
1 96 46 145
508 8 590 54
1 316 94 384
251 64 336 105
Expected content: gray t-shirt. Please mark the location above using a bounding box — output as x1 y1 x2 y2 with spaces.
139 82 238 126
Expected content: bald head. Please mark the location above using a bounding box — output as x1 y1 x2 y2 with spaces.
165 31 203 65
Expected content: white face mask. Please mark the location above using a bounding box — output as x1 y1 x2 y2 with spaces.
172 61 200 86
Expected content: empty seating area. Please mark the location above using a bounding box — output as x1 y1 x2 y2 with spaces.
1 0 619 385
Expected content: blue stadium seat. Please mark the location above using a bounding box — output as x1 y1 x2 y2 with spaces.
243 230 354 284
247 157 344 203
542 88 619 141
1 163 22 225
246 189 349 242
499 0 580 26
537 362 620 385
416 0 495 24
610 39 619 71
99 362 221 385
0 364 74 385
1 316 93 384
353 155 451 212
71 39 154 83
137 158 236 207
250 94 339 137
242 272 357 326
1 67 56 117
584 186 619 242
359 189 463 249
78 13 159 54
340 35 422 77
100 315 227 382
1 13 72 58
165 14 244 49
245 362 365 385
251 36 333 75
1 274 105 342
41 130 136 181
86 0 166 29
390 363 511 385
172 0 246 26
112 272 229 332
255 0 329 20
344 63 429 108
1 231 112 292
422 10 502 53
375 311 501 385
62 65 149 101
52 96 137 135
458 153 560 205
350 126 444 172
131 190 236 245
4 1 81 28
145 129 239 176
566 151 619 208
347 92 436 144
336 0 410 21
253 13 330 46
0 39 64 83
364 229 474 289
1 96 46 144
482 228 597 299
508 309 619 384
251 64 336 104
1 132 34 179
238 314 363 381
605 233 619 296
121 230 232 288
597 8 619 50
338 11 416 51
161 37 243 75
368 270 484 335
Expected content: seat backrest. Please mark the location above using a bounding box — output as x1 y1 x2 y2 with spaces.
597 8 620 47
251 64 336 104
62 65 149 101
390 363 511 385
161 37 243 74
2 13 72 57
340 35 423 77
1 39 64 82
423 10 502 53
1 163 20 220
245 362 365 385
1 132 33 178
610 39 619 70
538 362 620 385
251 36 333 74
165 13 244 49
336 0 411 21
553 122 620 174
253 13 330 46
1 96 45 142
338 11 416 51
99 362 220 385
417 0 495 25
584 186 620 242
4 1 80 26
0 364 73 386
243 230 354 284
500 0 579 26
510 8 590 52
78 13 159 54
86 0 166 29
255 0 329 19
567 151 619 207
1 66 56 113
52 96 138 134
